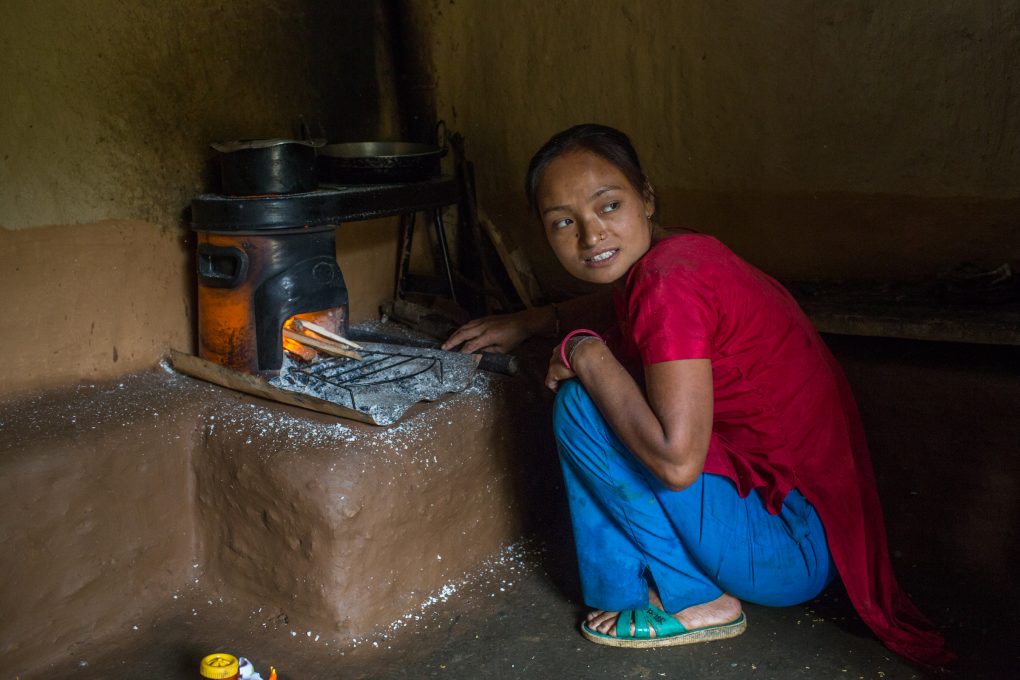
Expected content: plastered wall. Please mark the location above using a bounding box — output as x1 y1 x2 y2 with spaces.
0 1 400 395
6 1 1019 392
407 0 1020 294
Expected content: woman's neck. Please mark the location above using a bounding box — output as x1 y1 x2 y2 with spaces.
650 224 671 243
611 224 670 292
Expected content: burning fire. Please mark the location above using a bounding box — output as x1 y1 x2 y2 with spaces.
282 308 360 362
282 326 316 362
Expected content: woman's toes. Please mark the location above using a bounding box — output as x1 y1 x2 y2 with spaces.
587 610 620 634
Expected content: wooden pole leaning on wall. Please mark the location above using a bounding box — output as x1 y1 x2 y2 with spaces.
477 210 540 309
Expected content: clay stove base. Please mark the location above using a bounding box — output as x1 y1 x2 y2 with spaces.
1 351 555 678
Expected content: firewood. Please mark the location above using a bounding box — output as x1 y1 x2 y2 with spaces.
285 342 317 362
292 319 363 350
282 329 363 360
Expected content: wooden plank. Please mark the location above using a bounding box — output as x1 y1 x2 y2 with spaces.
478 213 536 308
805 308 1020 346
169 349 379 425
789 281 1020 346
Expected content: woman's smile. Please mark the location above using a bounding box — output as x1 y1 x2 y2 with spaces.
584 247 620 266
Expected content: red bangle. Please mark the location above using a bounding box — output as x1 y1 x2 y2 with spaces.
559 329 604 371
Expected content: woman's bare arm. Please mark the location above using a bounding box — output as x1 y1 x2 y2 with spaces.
442 290 615 353
547 340 713 491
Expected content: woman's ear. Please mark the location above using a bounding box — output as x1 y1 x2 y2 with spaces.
643 182 656 220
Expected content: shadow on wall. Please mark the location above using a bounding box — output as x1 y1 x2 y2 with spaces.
305 0 388 142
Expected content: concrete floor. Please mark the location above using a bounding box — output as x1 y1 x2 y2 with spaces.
39 336 1019 679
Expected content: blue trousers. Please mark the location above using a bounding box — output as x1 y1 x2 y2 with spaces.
554 380 835 614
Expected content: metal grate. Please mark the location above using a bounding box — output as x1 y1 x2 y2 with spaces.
289 348 444 411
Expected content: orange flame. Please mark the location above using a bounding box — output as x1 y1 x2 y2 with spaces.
282 308 346 362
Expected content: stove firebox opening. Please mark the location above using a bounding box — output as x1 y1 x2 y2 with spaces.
282 308 349 362
196 226 349 376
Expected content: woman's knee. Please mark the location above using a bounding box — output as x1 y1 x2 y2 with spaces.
553 379 600 445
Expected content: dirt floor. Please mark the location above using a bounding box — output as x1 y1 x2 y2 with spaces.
33 336 1020 679
45 530 1004 679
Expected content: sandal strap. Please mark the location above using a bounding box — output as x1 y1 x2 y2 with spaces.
613 605 688 640
633 608 650 637
643 604 687 637
616 609 633 639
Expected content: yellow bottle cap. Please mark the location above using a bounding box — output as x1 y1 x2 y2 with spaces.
200 653 239 679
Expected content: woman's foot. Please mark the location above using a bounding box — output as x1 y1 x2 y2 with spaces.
585 590 742 637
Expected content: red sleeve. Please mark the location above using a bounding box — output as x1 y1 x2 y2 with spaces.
626 261 716 364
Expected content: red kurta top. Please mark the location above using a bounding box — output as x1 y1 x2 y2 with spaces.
608 232 952 667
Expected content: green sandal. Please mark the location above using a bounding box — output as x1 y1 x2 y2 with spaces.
581 604 747 649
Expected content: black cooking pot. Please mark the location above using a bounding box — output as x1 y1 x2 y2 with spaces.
212 138 325 196
317 141 446 185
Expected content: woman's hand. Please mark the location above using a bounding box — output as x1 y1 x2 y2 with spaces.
544 343 575 392
544 335 602 392
441 306 555 354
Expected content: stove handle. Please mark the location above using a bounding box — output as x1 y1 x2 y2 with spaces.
197 244 249 289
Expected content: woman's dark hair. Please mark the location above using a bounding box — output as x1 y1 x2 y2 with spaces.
525 123 653 219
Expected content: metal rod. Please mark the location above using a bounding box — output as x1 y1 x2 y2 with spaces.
432 207 458 304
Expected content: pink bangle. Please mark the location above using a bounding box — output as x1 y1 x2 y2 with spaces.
559 329 604 371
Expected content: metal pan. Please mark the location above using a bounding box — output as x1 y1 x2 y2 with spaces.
317 141 446 185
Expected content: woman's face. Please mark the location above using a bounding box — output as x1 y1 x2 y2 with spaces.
536 150 656 285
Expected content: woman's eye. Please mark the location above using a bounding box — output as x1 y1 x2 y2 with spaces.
601 201 621 214
552 217 573 230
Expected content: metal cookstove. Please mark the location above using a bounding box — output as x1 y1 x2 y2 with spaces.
188 178 471 424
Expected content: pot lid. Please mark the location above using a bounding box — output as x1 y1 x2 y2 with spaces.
319 141 445 159
211 138 326 153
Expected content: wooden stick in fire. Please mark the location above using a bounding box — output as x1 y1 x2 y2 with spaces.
283 329 363 361
284 342 318 363
292 319 363 350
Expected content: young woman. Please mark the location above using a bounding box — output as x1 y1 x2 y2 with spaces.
443 124 951 667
